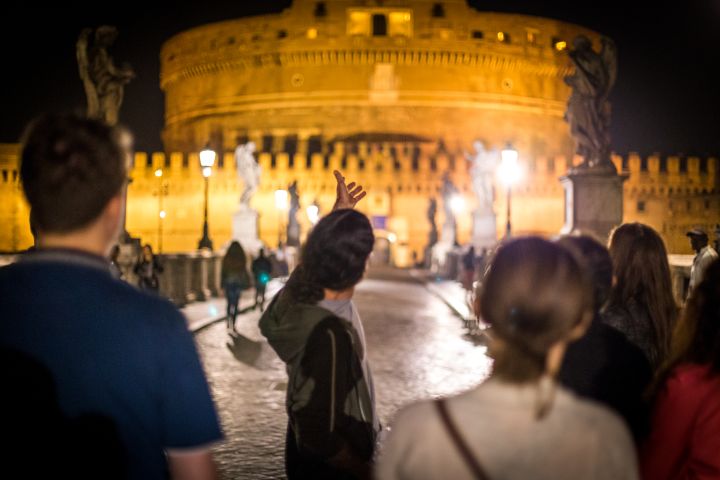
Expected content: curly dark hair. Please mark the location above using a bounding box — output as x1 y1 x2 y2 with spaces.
284 209 374 304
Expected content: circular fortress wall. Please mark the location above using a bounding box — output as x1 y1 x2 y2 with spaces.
160 0 600 157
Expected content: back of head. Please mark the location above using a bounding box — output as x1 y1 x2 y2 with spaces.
20 113 129 233
223 241 247 270
608 223 676 360
556 234 613 312
479 237 592 382
285 209 374 304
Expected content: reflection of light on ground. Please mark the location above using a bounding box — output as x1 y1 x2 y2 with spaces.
209 305 218 316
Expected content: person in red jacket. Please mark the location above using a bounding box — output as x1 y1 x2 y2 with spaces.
641 258 720 479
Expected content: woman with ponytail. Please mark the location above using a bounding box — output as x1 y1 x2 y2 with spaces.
260 171 378 479
377 237 639 480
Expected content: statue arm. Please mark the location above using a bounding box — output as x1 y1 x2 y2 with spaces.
76 29 99 117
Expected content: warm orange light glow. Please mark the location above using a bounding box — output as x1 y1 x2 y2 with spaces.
389 11 413 37
555 40 567 51
307 28 318 39
497 32 505 42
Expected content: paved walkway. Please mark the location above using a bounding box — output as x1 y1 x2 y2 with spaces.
181 279 285 332
182 270 485 337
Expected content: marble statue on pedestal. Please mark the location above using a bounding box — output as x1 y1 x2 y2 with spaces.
287 181 300 247
564 35 617 173
232 141 263 255
76 26 135 126
235 142 261 209
467 141 498 248
560 34 626 241
440 173 459 246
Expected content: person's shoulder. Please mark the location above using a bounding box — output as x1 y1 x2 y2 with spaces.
556 387 630 435
109 281 185 326
389 399 438 435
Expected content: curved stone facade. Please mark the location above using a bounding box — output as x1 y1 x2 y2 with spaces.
160 0 599 157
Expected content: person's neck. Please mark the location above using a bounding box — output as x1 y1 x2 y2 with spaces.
323 287 355 301
38 231 110 258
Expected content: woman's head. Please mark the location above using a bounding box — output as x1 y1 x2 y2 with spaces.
223 241 247 269
607 222 677 363
285 209 374 304
478 237 592 382
142 244 153 260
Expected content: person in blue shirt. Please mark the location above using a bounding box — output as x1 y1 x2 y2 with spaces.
0 113 223 479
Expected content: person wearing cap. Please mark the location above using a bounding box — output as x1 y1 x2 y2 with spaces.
687 228 718 295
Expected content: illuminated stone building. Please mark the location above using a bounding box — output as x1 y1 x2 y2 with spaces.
0 0 717 260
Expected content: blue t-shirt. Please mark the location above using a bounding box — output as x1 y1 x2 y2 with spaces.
0 249 223 478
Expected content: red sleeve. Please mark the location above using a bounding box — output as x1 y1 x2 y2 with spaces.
641 368 720 480
687 388 720 480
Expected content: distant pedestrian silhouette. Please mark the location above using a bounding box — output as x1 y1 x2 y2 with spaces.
252 248 272 311
133 244 163 292
222 241 251 333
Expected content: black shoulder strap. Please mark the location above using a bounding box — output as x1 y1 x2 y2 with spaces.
435 398 491 480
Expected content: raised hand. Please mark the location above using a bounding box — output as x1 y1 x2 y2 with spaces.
332 170 367 211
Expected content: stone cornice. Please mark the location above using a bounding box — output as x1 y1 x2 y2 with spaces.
164 90 567 126
161 48 571 88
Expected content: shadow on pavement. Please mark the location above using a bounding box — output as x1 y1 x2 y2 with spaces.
225 332 277 370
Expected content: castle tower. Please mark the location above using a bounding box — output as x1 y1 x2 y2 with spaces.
160 0 599 158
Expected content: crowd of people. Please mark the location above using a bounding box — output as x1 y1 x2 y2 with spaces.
1 113 718 480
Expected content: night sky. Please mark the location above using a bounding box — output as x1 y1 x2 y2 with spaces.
1 0 719 156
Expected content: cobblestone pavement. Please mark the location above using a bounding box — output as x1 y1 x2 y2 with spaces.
194 275 492 479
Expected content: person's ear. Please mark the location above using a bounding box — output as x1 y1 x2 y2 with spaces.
567 310 592 341
103 192 125 244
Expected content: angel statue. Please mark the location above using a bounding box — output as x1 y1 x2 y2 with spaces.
564 35 617 172
76 26 135 125
466 140 497 215
235 141 261 208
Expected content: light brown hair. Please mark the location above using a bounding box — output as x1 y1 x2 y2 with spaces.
478 237 592 382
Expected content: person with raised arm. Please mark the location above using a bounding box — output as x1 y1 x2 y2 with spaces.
259 170 378 479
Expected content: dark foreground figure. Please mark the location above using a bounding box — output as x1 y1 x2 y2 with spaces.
0 113 222 479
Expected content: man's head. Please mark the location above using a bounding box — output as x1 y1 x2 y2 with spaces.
20 113 130 252
687 228 709 252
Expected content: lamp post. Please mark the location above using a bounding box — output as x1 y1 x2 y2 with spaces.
498 144 520 238
275 189 289 248
198 145 216 251
306 201 320 226
154 168 168 253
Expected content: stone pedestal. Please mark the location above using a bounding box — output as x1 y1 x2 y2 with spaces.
560 170 628 243
440 220 457 246
472 212 497 249
232 206 263 256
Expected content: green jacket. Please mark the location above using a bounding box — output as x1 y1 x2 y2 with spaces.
259 289 377 462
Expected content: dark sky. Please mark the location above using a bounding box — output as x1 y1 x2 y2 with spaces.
1 0 719 155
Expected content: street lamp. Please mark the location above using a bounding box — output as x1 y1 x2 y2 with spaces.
306 202 320 226
449 194 465 215
275 189 289 247
154 168 168 253
498 143 520 237
198 145 216 250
